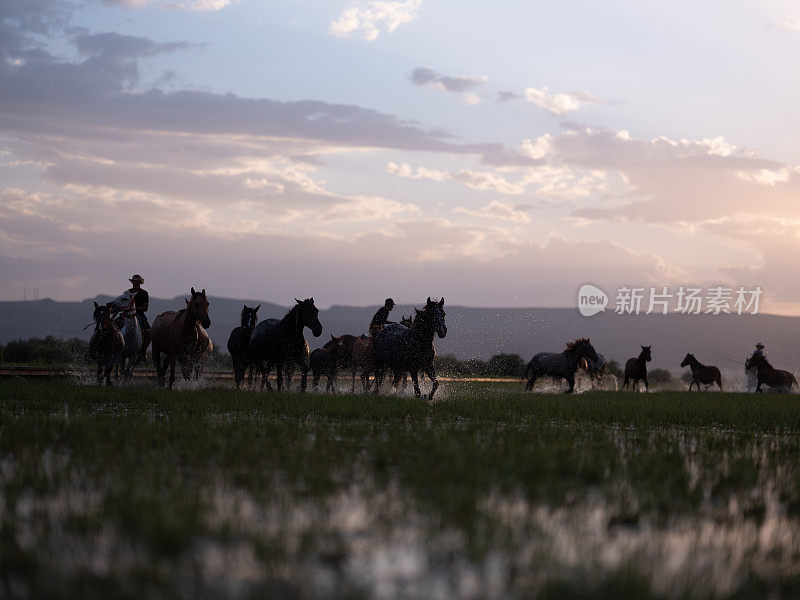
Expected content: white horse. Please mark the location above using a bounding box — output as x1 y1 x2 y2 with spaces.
109 292 142 380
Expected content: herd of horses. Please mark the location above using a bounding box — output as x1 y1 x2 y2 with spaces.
87 288 798 394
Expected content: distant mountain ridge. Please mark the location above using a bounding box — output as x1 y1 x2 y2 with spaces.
1 296 799 375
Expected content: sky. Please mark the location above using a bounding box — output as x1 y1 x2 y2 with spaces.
2 0 800 312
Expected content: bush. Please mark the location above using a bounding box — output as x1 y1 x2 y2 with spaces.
648 368 674 384
487 354 525 377
0 336 89 366
605 360 623 378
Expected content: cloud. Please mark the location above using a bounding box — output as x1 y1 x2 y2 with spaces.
454 200 532 223
772 16 800 31
496 91 521 103
387 162 525 194
524 87 601 116
101 0 241 12
409 67 487 94
330 0 421 41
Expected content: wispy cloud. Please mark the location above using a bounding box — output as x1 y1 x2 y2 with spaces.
524 87 601 116
330 0 421 41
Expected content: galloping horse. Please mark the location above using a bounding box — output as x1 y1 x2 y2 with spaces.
311 335 343 393
372 297 447 400
623 346 652 391
524 338 599 393
680 353 722 391
88 302 124 386
151 288 211 388
745 353 797 393
108 291 141 380
227 305 260 388
249 298 323 392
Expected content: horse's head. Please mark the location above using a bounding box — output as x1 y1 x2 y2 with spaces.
323 334 343 352
241 304 259 330
186 287 211 329
680 353 694 368
400 315 413 328
93 301 111 328
294 298 323 337
567 338 598 362
641 345 652 362
417 297 447 338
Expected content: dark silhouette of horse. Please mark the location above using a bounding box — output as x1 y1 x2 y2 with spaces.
227 305 260 388
282 339 309 390
249 298 322 392
745 353 797 393
373 297 447 400
88 302 124 386
525 338 599 393
623 346 652 391
680 353 722 391
311 335 343 392
151 288 211 388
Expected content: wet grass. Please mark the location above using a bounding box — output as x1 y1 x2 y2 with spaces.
2 381 800 599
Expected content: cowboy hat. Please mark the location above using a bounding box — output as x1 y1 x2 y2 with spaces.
129 274 144 284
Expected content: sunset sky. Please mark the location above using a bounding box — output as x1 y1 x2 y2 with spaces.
2 0 800 312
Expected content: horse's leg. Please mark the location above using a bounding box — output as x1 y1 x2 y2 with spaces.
96 363 102 385
351 366 356 393
644 377 649 392
276 362 283 391
391 372 402 390
312 368 320 389
373 366 385 395
425 366 438 401
299 362 308 393
525 375 536 391
565 374 575 394
168 353 177 389
105 361 113 386
261 364 274 392
410 370 421 397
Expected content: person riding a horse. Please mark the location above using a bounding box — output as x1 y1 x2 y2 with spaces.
115 274 151 362
754 342 766 357
369 298 395 337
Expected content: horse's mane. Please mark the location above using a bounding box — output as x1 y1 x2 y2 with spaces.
566 337 590 351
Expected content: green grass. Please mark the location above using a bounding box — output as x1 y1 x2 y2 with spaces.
2 381 800 599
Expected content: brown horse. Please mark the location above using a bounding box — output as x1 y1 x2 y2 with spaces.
88 302 124 386
745 353 797 393
151 288 211 388
680 353 722 391
623 345 651 391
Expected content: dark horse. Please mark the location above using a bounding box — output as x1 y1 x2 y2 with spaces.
151 288 211 388
745 353 797 393
88 302 124 386
227 304 260 389
249 298 323 392
311 335 343 393
623 346 652 391
525 338 599 393
373 297 446 400
680 353 722 391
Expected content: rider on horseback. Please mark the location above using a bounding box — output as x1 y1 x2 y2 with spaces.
369 298 395 337
120 274 151 361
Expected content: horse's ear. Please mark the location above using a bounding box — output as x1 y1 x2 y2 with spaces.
94 301 99 309
255 305 260 312
294 298 300 304
414 308 421 314
439 297 444 306
427 296 432 305
201 288 206 296
191 287 196 295
331 334 336 340
310 297 314 304
641 345 646 349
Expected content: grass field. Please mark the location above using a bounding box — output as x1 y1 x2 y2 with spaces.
2 381 800 599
